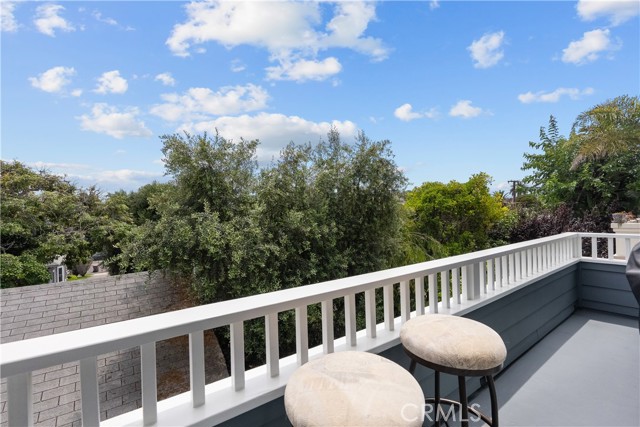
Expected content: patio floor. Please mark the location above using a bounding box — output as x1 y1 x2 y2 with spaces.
467 309 640 427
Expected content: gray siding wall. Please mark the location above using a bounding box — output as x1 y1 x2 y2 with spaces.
220 265 581 427
578 262 639 317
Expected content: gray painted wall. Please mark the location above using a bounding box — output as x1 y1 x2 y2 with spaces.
578 262 638 317
219 261 638 427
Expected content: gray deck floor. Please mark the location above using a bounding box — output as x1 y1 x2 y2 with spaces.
469 309 640 427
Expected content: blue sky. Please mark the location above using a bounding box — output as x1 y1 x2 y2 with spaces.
2 1 639 193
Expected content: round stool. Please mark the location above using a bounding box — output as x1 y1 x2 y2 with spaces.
284 351 425 426
400 314 507 427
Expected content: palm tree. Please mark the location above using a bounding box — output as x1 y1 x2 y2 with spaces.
570 95 640 169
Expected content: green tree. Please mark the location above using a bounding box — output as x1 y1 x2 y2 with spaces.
522 103 640 220
1 160 135 280
570 95 640 169
405 173 507 257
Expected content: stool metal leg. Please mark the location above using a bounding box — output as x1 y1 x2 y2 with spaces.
434 371 441 427
458 376 469 427
487 375 499 427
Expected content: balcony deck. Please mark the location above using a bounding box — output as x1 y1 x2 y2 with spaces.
470 309 639 427
1 232 638 427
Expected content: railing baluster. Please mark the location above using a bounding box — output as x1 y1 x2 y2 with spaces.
442 271 451 308
230 322 245 390
453 268 461 303
400 280 411 322
428 274 438 313
321 301 334 354
140 342 158 425
487 258 495 291
480 262 487 294
383 284 394 331
415 277 425 315
501 256 509 285
515 251 522 281
79 357 100 425
344 295 357 346
265 313 280 376
509 253 516 283
7 372 32 427
365 289 376 338
607 237 614 261
189 331 205 407
625 238 632 260
591 237 598 259
296 306 309 363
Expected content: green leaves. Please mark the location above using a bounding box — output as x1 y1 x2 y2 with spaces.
405 173 507 257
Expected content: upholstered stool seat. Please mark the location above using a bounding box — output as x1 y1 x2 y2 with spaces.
401 314 507 427
284 351 425 426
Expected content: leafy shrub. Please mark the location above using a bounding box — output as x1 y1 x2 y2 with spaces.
1 253 50 288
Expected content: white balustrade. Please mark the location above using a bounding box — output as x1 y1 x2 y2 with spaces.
1 232 632 427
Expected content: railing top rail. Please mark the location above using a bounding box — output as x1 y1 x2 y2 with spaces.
0 232 580 376
578 232 638 239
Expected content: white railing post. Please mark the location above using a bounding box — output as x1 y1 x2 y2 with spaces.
189 331 206 407
383 284 394 331
400 280 411 322
364 289 376 338
515 251 522 281
344 295 357 346
453 268 461 303
295 306 309 363
480 262 487 294
7 372 32 427
428 274 438 313
501 256 509 285
79 357 100 425
230 322 245 390
464 263 480 300
442 271 451 308
415 277 425 315
266 313 280 376
625 238 632 260
140 342 158 426
487 259 495 291
321 301 334 354
591 237 598 259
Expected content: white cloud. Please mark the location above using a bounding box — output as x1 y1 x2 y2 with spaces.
430 1 440 10
449 100 485 118
181 112 357 162
34 4 75 37
518 87 595 103
92 11 118 26
71 89 83 97
166 1 387 81
29 161 91 171
1 1 18 32
230 59 246 72
468 31 505 69
95 70 128 94
150 84 269 122
394 103 439 122
29 66 76 93
561 29 619 65
576 0 639 26
155 72 176 86
77 103 153 139
266 57 342 82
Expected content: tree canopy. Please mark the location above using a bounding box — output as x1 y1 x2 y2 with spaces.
522 96 640 219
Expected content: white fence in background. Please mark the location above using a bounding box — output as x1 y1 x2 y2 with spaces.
1 232 635 426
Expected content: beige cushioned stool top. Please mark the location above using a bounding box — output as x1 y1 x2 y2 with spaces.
401 314 506 372
284 351 425 427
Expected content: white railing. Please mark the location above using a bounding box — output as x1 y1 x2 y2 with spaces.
0 232 633 426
